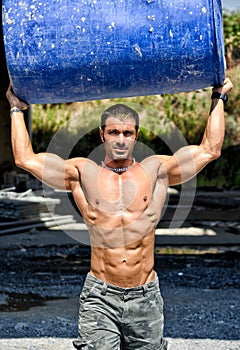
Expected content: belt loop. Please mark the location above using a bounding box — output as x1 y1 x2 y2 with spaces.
101 282 108 296
142 285 147 296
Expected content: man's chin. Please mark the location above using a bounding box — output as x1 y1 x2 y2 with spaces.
112 152 129 160
113 155 130 162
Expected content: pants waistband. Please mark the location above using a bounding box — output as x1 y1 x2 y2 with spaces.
84 272 159 296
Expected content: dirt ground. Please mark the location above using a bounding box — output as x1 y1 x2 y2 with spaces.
0 226 239 350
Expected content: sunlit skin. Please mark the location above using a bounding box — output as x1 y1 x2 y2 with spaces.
6 78 233 287
68 117 167 286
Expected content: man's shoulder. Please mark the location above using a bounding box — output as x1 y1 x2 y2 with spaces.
140 155 163 174
67 157 98 171
140 155 171 180
141 154 171 166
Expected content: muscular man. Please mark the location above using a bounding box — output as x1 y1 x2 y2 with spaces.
6 78 233 349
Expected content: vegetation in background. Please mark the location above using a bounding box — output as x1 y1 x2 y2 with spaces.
223 10 240 68
31 11 240 188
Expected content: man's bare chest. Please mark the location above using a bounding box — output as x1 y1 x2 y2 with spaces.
81 165 153 213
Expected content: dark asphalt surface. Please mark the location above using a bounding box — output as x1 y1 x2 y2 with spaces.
0 228 239 349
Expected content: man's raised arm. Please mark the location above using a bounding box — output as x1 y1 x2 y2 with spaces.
158 78 233 185
6 86 79 190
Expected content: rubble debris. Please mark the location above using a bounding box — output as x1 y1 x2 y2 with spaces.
0 188 76 235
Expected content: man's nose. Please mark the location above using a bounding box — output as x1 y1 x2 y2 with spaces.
116 133 125 144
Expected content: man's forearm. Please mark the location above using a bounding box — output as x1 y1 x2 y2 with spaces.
6 85 33 169
11 110 35 169
10 110 72 189
201 97 225 159
6 86 76 190
200 77 233 158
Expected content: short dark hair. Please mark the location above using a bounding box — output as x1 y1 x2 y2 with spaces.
101 104 139 131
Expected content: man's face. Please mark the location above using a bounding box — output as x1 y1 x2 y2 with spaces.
100 116 138 162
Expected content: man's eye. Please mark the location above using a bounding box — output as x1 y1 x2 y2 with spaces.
108 130 134 136
123 131 134 136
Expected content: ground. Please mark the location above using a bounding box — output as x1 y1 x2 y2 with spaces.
0 223 240 350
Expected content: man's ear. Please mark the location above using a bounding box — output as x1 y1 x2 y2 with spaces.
99 127 105 142
135 130 139 141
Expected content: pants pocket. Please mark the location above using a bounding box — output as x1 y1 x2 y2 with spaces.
160 338 168 350
72 339 88 349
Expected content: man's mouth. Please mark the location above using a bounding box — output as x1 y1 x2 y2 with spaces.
114 148 127 153
114 145 128 150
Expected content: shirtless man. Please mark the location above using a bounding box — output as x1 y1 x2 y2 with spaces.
6 78 233 349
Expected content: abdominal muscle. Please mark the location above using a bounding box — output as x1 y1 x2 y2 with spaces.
90 229 156 288
85 201 162 287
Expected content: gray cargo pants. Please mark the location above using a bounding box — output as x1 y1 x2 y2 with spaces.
73 273 168 349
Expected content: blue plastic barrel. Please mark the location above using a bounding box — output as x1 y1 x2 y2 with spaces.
2 0 225 104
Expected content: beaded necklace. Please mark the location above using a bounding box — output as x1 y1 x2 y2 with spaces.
101 158 136 173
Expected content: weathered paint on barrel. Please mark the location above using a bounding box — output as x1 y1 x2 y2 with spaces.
2 0 225 104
